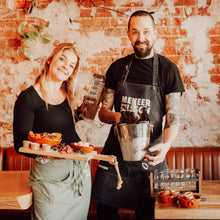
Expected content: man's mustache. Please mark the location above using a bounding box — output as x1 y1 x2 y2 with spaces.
135 41 149 46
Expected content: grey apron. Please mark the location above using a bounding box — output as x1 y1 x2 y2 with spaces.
29 158 91 220
92 54 168 211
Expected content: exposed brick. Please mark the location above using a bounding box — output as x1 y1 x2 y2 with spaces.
184 6 197 17
210 36 220 45
121 1 144 7
167 55 181 64
120 37 130 47
0 40 6 47
172 7 184 16
110 17 128 27
103 0 116 7
198 8 210 16
184 55 194 65
80 18 111 28
157 27 172 36
95 8 112 17
209 64 220 75
173 17 183 26
105 27 127 37
208 26 220 35
87 56 113 66
1 29 16 38
121 47 133 57
8 39 21 47
157 17 171 26
163 36 179 45
80 9 93 18
6 20 21 28
209 45 220 54
172 27 180 35
1 11 18 19
162 45 178 55
174 0 196 6
213 55 220 64
210 75 220 84
79 0 102 7
94 48 120 57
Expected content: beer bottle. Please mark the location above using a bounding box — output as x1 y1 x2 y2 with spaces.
139 107 150 123
128 99 138 124
128 111 137 124
120 110 128 124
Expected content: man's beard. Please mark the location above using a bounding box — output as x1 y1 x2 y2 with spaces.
134 41 153 58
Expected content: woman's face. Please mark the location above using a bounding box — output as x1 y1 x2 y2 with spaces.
49 49 78 82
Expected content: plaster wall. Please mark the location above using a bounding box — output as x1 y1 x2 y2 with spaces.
0 0 219 148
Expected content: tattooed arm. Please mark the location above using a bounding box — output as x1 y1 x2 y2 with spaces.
145 92 181 166
98 87 121 124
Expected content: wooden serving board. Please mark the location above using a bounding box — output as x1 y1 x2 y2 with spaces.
19 147 123 189
19 147 97 161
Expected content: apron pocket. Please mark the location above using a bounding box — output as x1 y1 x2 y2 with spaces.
30 181 50 204
92 166 153 211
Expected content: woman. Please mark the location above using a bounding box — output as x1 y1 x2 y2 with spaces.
13 43 91 220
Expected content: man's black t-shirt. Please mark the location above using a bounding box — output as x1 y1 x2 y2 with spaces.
105 54 185 95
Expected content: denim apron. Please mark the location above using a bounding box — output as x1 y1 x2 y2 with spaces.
92 54 168 211
29 158 91 220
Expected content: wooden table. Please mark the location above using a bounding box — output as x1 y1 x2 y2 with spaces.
0 171 32 210
155 180 220 219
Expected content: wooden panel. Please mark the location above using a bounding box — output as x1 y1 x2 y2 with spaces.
193 147 203 179
212 147 220 180
184 147 194 169
175 148 184 169
166 147 175 169
5 147 34 171
0 148 4 171
203 147 212 180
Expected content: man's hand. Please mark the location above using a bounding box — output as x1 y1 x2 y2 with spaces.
144 142 170 166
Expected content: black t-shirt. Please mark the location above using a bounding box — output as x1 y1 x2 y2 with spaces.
13 86 80 157
105 54 185 95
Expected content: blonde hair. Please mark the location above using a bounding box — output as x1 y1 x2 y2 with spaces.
36 43 80 115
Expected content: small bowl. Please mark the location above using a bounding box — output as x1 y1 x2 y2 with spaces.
42 144 51 152
70 142 94 153
23 140 31 149
158 191 179 204
179 194 201 208
30 142 40 151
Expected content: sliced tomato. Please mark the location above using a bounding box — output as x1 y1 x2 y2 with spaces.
70 142 94 153
28 131 62 146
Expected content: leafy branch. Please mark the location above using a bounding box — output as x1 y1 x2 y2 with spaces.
17 21 50 60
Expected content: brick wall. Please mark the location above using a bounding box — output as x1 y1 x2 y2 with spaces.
0 0 219 148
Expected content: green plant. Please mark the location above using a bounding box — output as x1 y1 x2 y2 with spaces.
17 21 50 60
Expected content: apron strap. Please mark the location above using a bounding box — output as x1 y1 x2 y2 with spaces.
117 54 134 90
152 53 159 92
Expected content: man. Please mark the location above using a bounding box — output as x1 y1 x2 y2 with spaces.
92 10 185 220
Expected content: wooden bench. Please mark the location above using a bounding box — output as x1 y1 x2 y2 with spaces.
0 146 219 220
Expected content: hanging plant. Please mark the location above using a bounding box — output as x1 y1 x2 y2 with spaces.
17 21 50 61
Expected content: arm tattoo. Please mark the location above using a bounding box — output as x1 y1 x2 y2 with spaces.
102 88 115 108
165 93 181 128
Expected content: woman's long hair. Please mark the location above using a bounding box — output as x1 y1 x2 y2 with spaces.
36 43 80 119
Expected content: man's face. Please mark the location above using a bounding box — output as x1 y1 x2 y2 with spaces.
128 16 157 59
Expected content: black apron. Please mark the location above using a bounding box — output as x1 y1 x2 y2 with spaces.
92 54 168 211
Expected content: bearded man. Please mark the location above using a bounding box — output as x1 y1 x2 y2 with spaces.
92 10 185 220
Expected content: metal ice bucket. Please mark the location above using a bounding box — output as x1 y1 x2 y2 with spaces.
115 122 153 161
